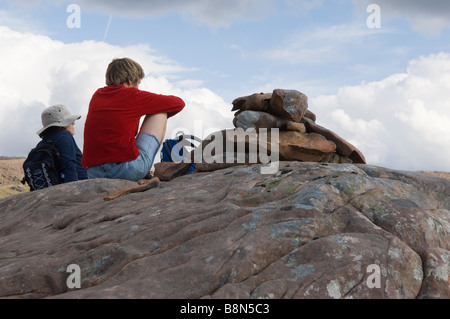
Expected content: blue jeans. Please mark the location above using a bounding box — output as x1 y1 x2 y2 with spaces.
87 133 160 182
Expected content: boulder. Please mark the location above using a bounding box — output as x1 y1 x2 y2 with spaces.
234 110 284 130
234 110 306 133
232 93 272 113
269 89 308 123
1 162 448 299
286 121 307 133
154 162 193 181
276 131 336 162
304 109 317 122
303 117 366 164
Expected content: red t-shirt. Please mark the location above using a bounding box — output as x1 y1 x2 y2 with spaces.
82 85 185 168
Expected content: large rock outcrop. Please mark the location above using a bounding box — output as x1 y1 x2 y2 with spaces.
0 162 449 299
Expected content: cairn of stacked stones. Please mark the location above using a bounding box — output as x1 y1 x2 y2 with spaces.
230 89 366 164
156 89 366 181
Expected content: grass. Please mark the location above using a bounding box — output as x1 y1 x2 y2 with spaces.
0 158 29 199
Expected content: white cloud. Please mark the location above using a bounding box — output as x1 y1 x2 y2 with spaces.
395 99 450 146
310 52 450 171
0 26 233 157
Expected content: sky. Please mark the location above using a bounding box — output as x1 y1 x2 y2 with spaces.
0 0 450 172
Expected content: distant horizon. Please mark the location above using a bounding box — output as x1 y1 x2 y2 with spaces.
1 156 449 175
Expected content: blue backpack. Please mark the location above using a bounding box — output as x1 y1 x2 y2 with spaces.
160 135 199 174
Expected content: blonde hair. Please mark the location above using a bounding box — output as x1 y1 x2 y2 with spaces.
105 58 145 86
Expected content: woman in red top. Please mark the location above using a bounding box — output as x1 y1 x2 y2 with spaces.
82 58 185 181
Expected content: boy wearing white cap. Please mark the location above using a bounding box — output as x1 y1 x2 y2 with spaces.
37 104 88 183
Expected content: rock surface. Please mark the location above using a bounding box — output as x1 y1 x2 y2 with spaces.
0 162 449 299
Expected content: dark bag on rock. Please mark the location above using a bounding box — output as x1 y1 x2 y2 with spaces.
21 141 62 191
160 135 199 174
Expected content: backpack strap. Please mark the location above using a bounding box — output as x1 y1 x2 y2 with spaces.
43 139 62 175
162 139 175 161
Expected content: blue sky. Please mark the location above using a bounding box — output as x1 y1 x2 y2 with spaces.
1 0 450 171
